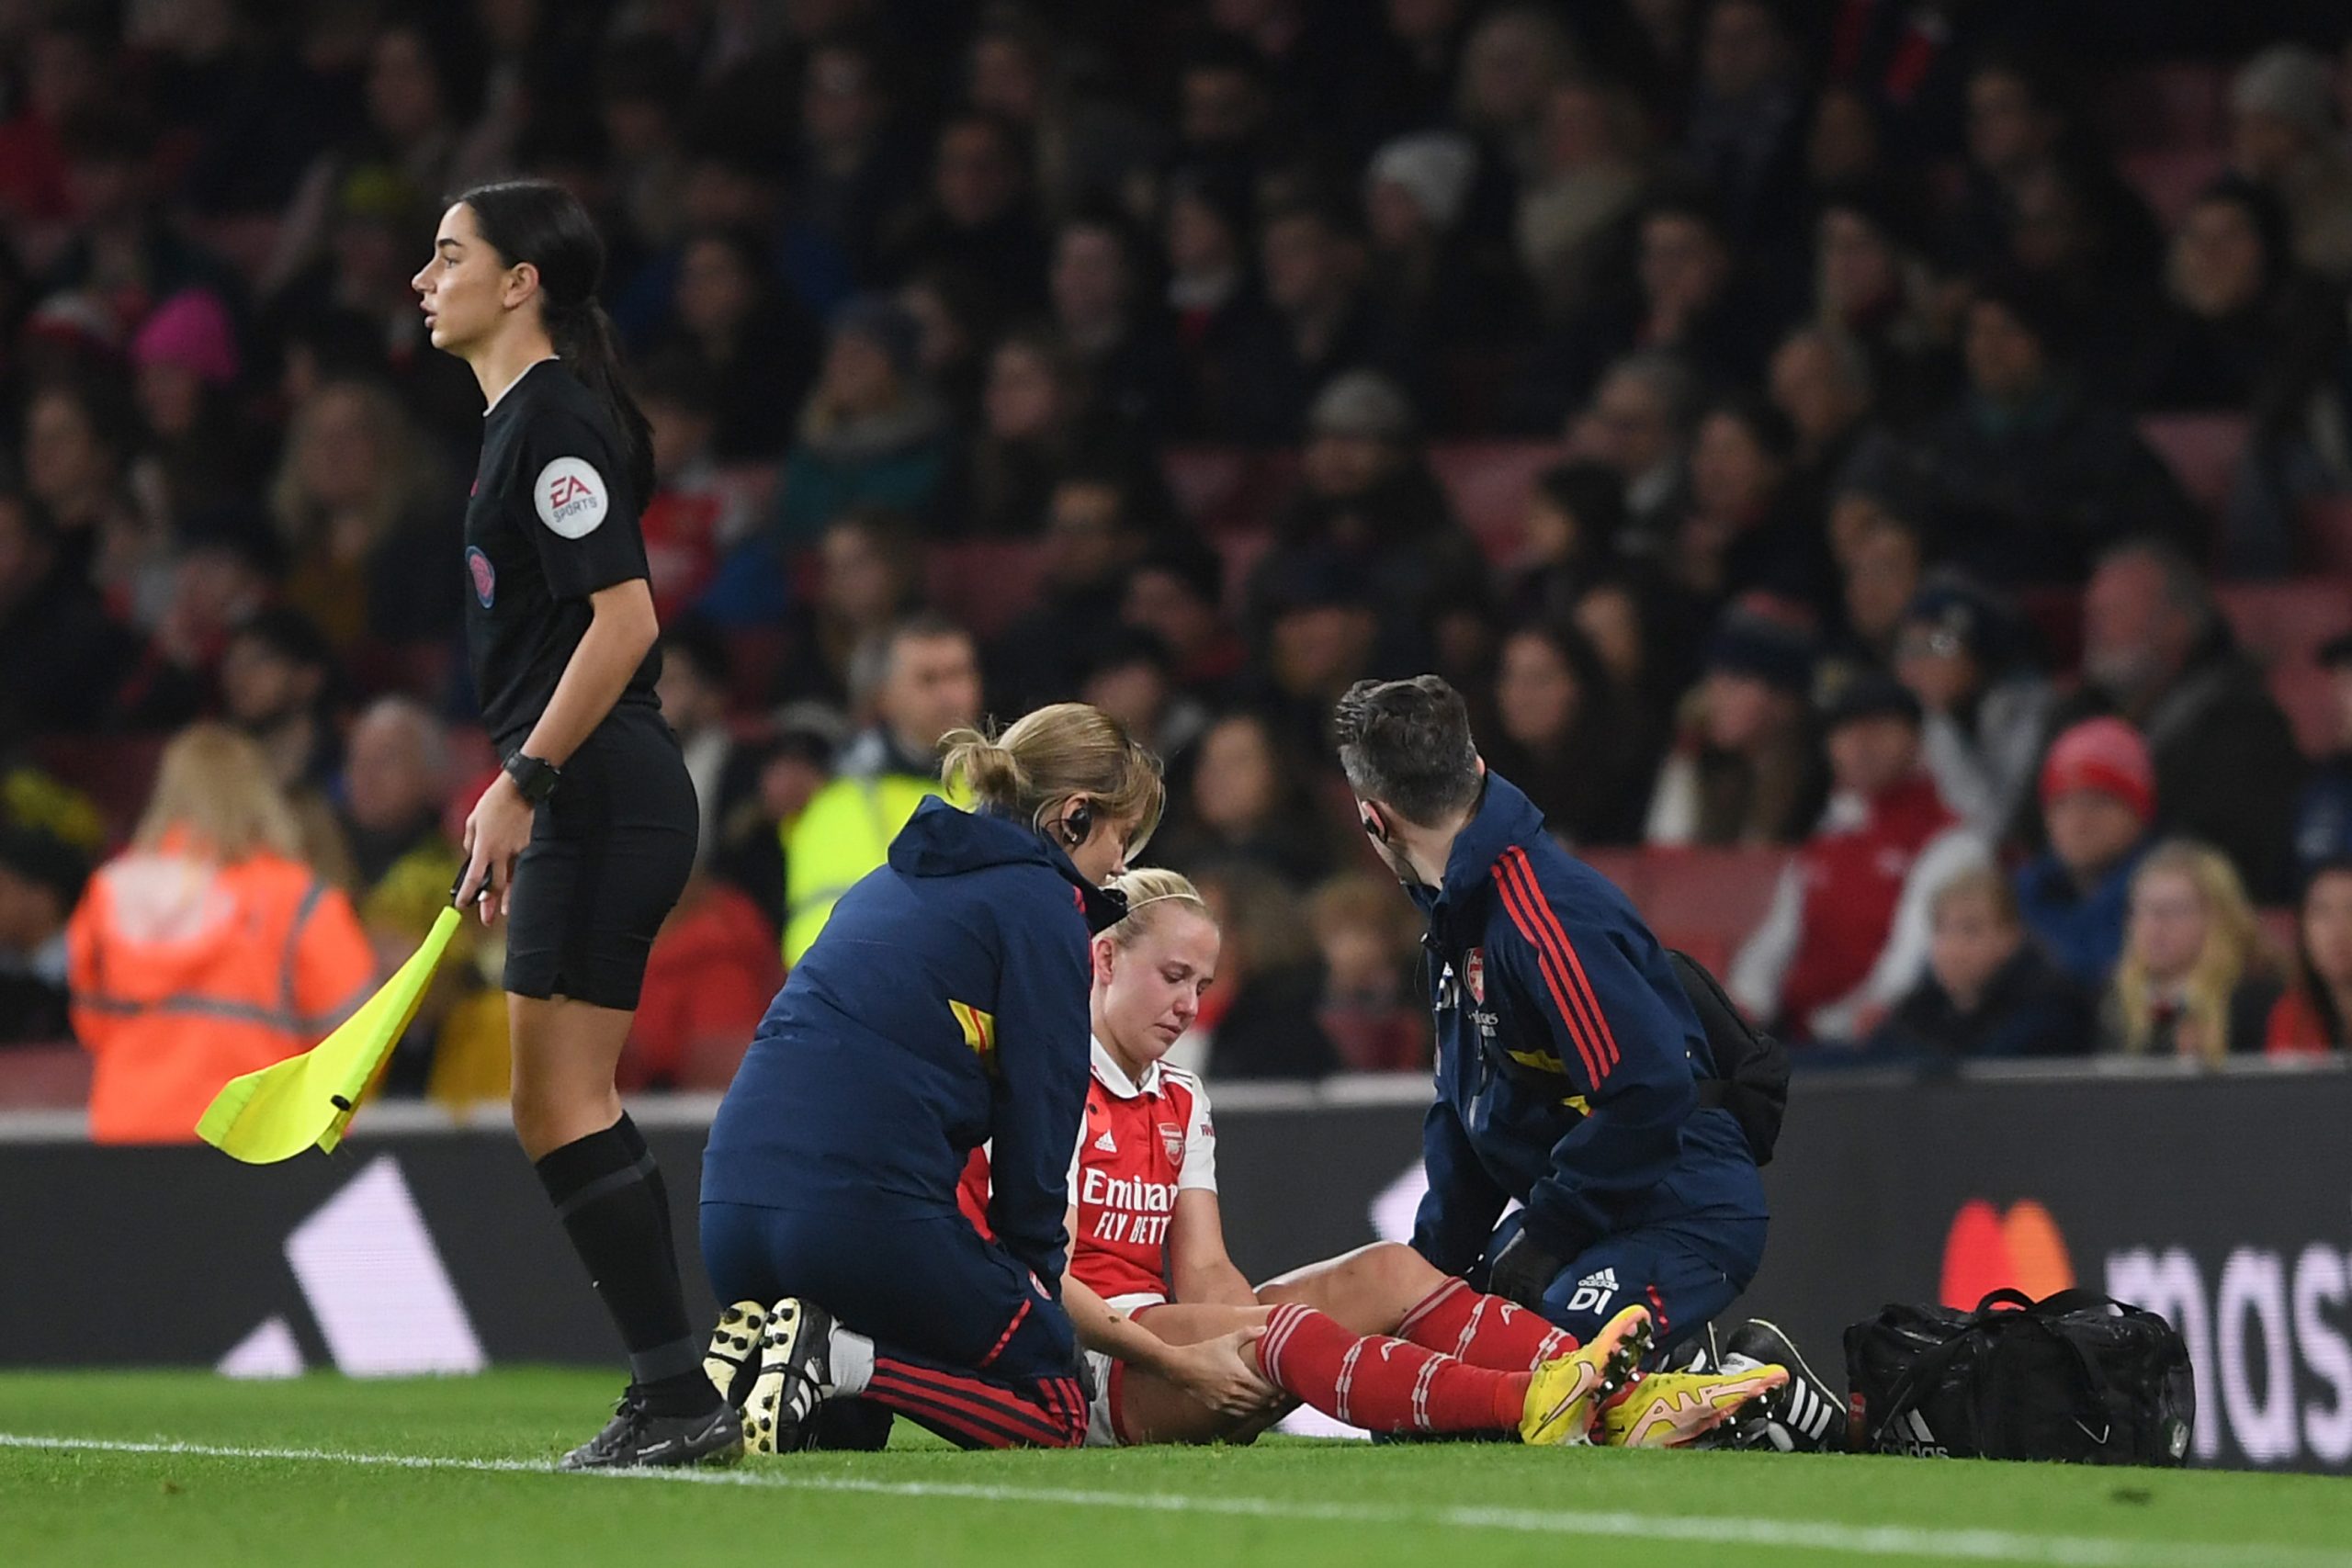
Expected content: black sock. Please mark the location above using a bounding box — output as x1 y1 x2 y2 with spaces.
536 1113 715 1416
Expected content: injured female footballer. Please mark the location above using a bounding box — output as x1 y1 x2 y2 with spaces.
711 867 1790 1450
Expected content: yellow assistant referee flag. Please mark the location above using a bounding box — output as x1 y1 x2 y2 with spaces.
197 905 465 1163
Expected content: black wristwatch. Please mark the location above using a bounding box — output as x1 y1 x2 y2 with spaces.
503 750 562 805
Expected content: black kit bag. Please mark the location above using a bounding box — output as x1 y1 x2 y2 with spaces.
1668 949 1790 1165
1845 1288 2196 1465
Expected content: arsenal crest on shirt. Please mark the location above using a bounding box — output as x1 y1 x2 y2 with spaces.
1464 947 1486 1004
1158 1122 1185 1167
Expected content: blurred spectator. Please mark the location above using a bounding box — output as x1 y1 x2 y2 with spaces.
1485 618 1651 848
1455 4 1577 187
1123 533 1244 704
1566 352 1701 546
1309 873 1430 1073
1866 863 2092 1062
1811 190 1951 422
269 378 459 654
1157 709 1341 892
775 295 951 547
2017 716 2160 992
1175 35 1279 190
1830 511 1926 672
1505 460 1627 628
110 505 282 730
336 696 455 895
2100 839 2279 1062
1768 324 1875 519
66 724 374 1143
220 607 354 888
899 264 996 419
47 101 242 344
598 35 695 256
990 468 1149 712
879 111 1048 320
783 615 980 964
1079 628 1211 771
1730 672 1982 1042
1945 51 2162 301
1161 165 1257 383
2227 45 2352 281
1894 575 2055 841
779 507 928 710
1670 394 1825 614
649 227 819 461
625 875 785 1091
23 377 158 626
1242 547 1383 764
2291 632 2352 885
791 37 920 275
1363 129 1523 374
1646 604 1824 847
962 326 1095 538
1571 571 1684 773
1048 211 1186 433
1684 0 1809 266
635 354 764 625
1260 370 1479 656
2268 859 2352 1055
129 288 263 529
709 706 842 936
0 823 87 1043
1204 200 1408 443
0 15 103 242
2132 178 2335 418
1189 860 1338 1081
2051 540 2304 899
0 490 133 735
1516 77 1650 325
1909 276 2196 582
1532 197 1776 427
656 622 754 868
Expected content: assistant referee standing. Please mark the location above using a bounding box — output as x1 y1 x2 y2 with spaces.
415 179 733 1468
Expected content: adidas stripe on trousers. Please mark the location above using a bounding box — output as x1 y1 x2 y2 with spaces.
701 1201 1087 1449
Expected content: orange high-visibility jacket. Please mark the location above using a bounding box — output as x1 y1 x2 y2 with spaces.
67 844 376 1144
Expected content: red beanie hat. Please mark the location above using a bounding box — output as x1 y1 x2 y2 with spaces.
2040 716 2155 825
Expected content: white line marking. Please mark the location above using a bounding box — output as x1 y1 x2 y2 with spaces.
3 1432 2343 1568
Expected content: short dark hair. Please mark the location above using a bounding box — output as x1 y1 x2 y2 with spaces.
1332 676 1480 827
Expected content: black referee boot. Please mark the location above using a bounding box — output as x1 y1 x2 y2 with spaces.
560 1387 743 1470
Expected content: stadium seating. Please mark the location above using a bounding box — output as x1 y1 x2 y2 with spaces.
1579 846 1789 978
926 540 1049 640
2140 412 2249 519
2097 62 2229 153
2216 580 2352 671
1427 441 1562 565
2119 149 2230 229
0 1043 91 1111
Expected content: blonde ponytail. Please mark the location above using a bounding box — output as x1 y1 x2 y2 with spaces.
939 703 1166 853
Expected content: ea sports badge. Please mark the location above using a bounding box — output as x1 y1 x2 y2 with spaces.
1464 947 1486 1004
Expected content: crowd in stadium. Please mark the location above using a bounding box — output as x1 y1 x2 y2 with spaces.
4 0 2352 1126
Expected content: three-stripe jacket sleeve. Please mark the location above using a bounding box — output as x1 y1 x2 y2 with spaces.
1493 921 1696 1261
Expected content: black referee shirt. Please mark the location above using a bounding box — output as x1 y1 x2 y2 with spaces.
463 359 660 749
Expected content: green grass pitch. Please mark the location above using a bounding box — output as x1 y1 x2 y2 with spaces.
3 1370 2346 1568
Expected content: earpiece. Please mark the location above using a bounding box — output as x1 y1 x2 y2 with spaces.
1062 799 1094 848
1359 804 1389 844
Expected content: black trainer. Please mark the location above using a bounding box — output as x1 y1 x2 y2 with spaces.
744 1297 837 1455
560 1388 743 1470
1722 1317 1847 1452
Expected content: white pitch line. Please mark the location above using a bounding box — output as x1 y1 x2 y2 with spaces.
4 1432 2345 1568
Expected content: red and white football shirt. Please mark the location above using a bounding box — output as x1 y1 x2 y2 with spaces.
1068 1036 1217 1307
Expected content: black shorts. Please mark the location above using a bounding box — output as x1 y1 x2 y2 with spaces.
503 704 697 1010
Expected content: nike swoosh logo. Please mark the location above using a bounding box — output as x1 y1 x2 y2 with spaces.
639 1438 680 1459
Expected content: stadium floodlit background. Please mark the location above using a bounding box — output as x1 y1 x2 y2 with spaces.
4 0 2352 1560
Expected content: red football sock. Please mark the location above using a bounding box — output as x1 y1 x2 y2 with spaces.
1256 1303 1528 1432
1395 1277 1577 1371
